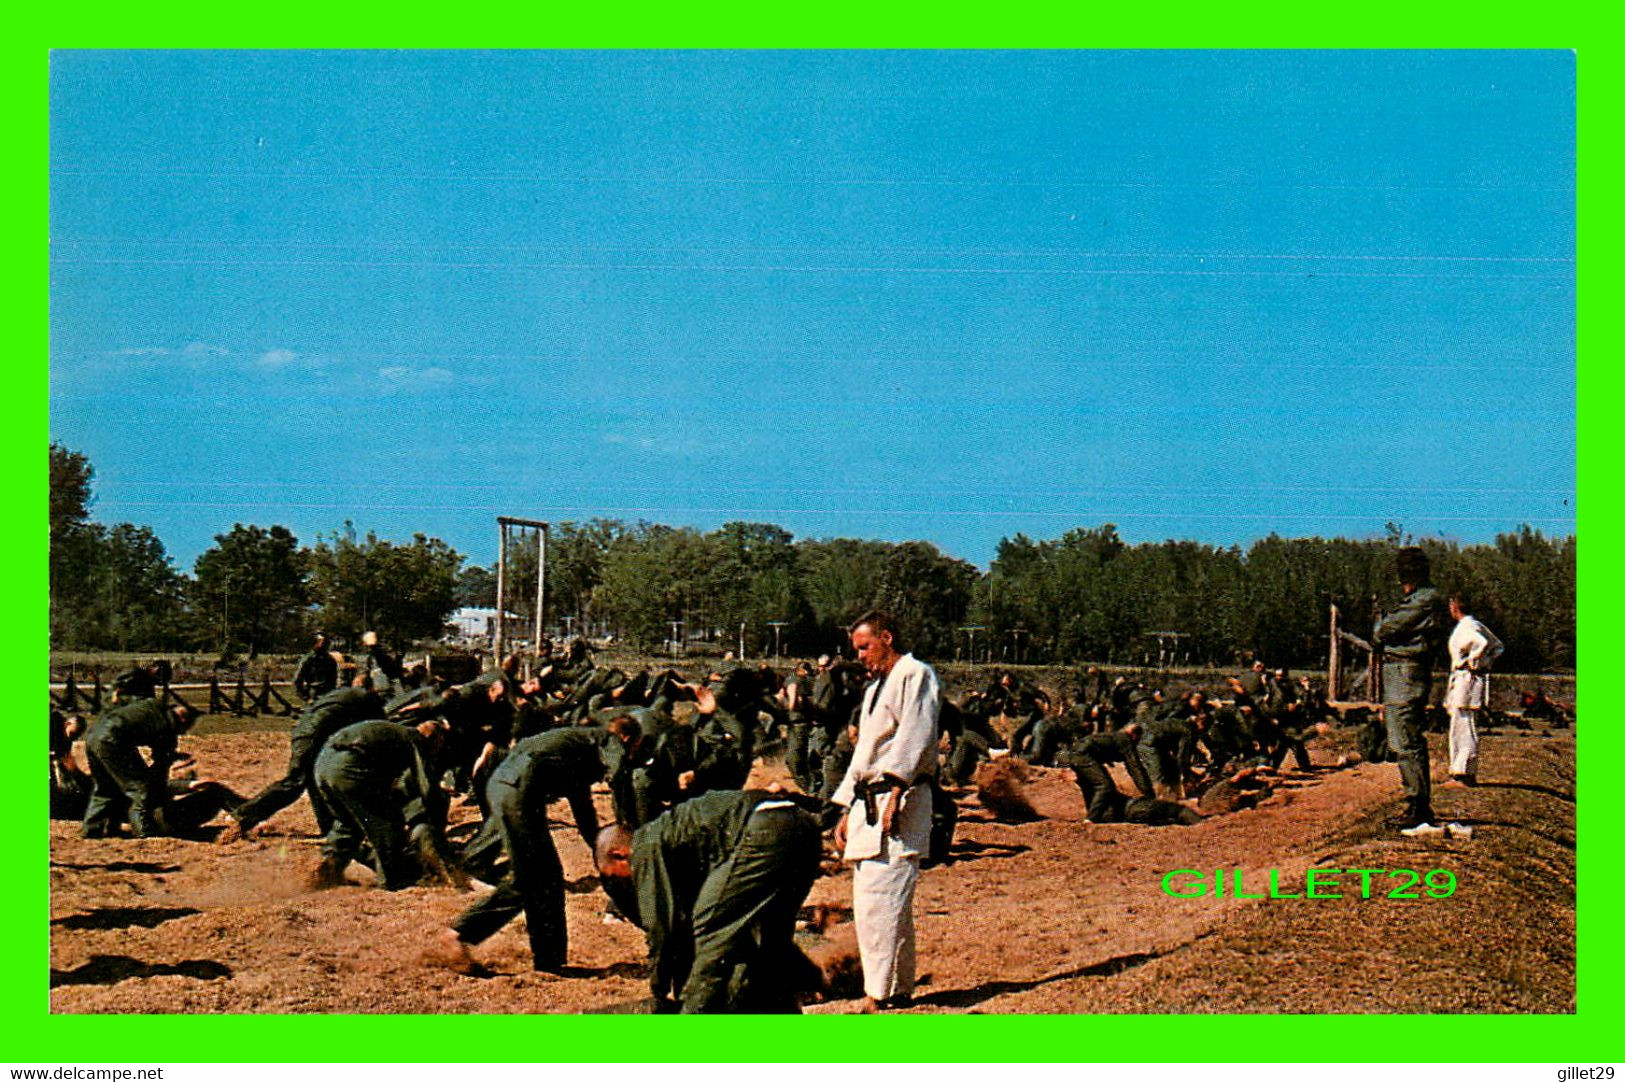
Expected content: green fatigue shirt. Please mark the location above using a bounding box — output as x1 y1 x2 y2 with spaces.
1373 584 1448 702
492 725 628 835
90 698 182 768
319 719 445 826
629 789 812 1007
1062 730 1155 798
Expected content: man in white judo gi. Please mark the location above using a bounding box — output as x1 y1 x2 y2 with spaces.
1443 594 1504 788
831 610 939 1012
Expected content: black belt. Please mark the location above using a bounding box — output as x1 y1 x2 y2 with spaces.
853 776 917 824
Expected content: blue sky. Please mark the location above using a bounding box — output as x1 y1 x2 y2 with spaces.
48 50 1575 570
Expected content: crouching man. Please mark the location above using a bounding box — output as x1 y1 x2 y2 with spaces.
594 789 825 1013
310 719 463 890
82 699 195 838
422 717 643 975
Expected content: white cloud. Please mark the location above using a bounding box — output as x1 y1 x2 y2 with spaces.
601 431 692 455
376 364 454 392
256 348 300 368
107 343 232 361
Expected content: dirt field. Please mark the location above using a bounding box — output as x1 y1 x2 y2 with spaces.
48 721 1575 1014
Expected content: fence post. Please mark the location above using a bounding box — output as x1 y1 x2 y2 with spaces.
1327 604 1342 701
265 680 299 717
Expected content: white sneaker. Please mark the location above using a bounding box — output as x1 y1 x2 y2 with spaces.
1400 821 1446 838
1445 822 1474 840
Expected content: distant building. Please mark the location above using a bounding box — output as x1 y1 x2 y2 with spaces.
447 607 520 645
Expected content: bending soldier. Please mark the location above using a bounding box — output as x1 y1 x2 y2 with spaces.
309 719 458 890
594 789 825 1013
1059 721 1155 824
82 699 201 838
1137 713 1197 799
1024 697 1089 767
51 711 92 820
224 677 386 841
940 691 1005 785
425 718 642 974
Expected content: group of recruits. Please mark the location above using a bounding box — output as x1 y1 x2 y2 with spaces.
51 619 932 1012
935 658 1337 825
49 554 1525 1011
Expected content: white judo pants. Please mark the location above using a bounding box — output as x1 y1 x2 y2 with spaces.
852 850 919 1001
1448 706 1479 779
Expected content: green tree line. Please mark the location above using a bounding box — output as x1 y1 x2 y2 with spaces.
51 443 1576 671
462 518 1573 672
50 445 461 656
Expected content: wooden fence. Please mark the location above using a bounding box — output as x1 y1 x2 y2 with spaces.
49 667 301 718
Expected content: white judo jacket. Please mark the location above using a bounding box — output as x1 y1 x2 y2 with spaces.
1444 615 1504 710
834 652 940 862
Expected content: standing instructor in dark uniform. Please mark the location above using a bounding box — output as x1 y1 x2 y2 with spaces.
1373 546 1448 832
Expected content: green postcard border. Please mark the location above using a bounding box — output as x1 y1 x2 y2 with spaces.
17 9 1608 1065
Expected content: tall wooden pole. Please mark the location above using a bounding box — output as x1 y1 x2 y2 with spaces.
532 524 547 656
1328 603 1342 701
494 520 508 660
1369 594 1382 703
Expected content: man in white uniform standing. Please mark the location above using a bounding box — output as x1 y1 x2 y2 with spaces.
832 610 939 1012
1443 594 1504 788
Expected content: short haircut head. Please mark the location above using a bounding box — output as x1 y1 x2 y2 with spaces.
1396 545 1431 585
594 823 635 876
606 714 642 743
415 718 450 746
849 609 905 653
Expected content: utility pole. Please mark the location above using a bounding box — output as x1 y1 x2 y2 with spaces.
767 621 788 660
960 626 986 664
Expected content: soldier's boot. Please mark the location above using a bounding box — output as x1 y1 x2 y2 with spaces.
411 823 471 891
305 854 348 890
419 927 482 975
216 815 260 845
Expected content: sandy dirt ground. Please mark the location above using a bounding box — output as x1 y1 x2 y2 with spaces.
48 721 1574 1014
